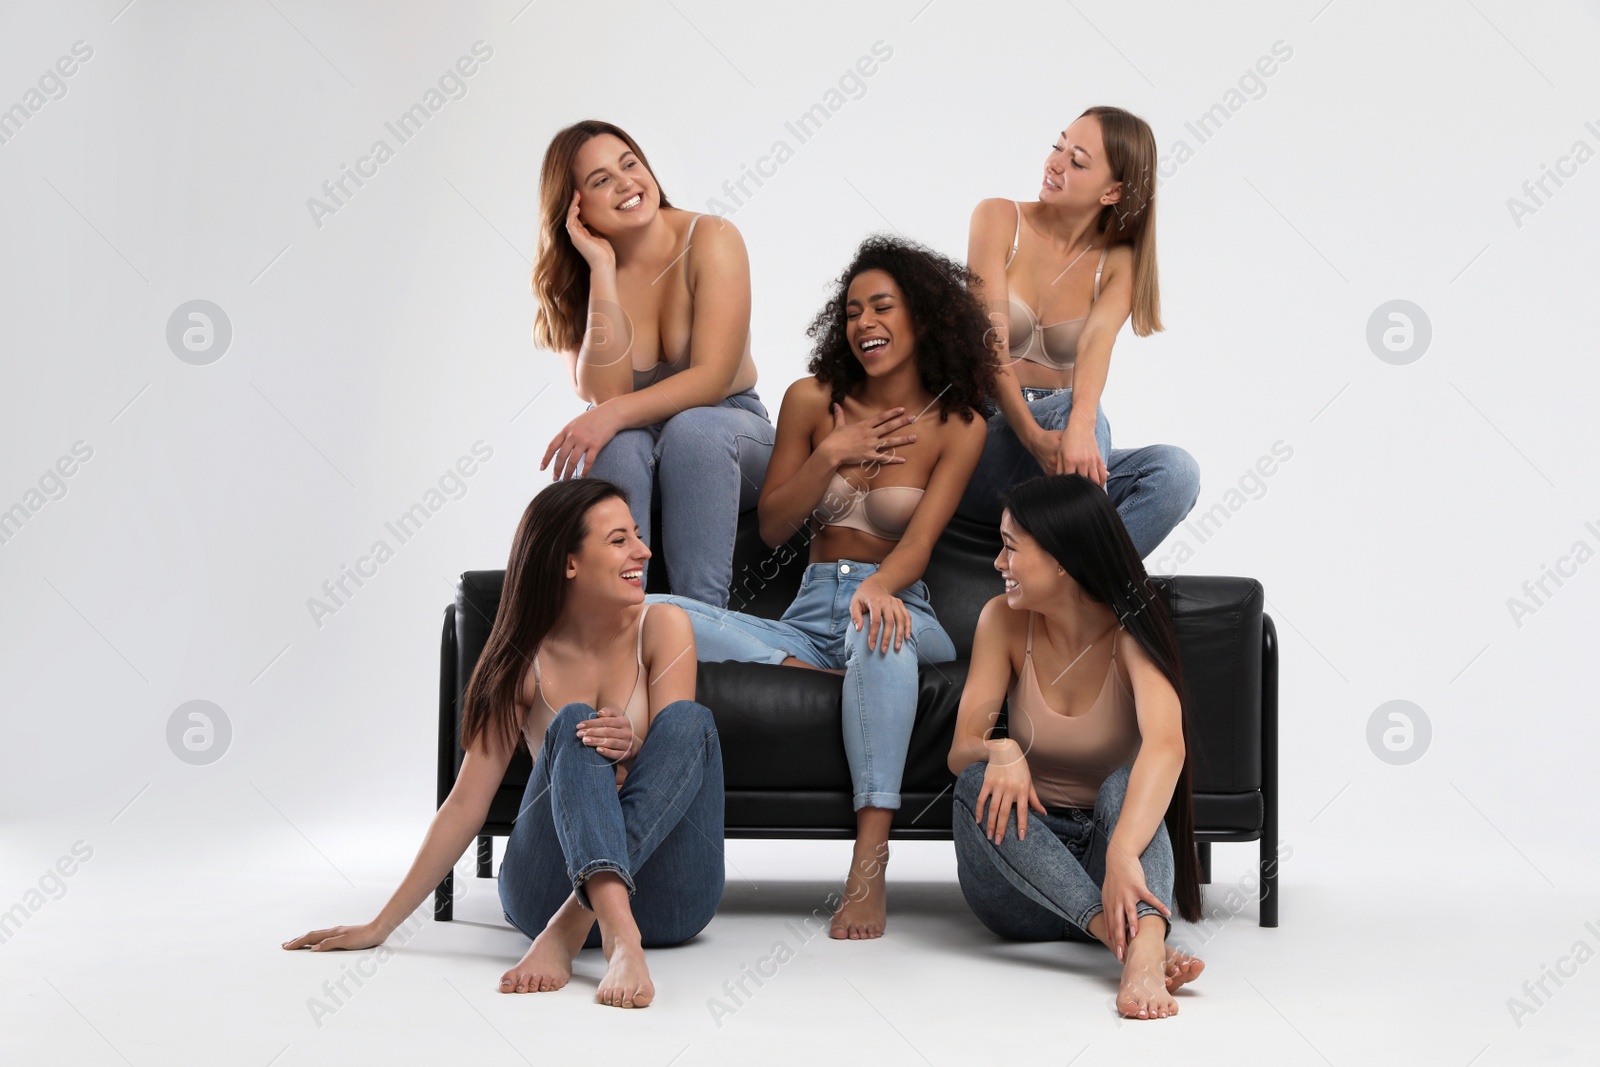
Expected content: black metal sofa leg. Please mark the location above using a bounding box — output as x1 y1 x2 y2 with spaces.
434 870 453 922
477 834 493 877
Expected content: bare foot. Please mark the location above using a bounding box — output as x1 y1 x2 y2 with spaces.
499 928 575 994
1117 927 1179 1020
596 941 654 1008
830 841 888 940
1164 945 1205 992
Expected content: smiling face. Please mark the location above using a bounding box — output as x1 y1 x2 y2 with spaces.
565 496 651 606
1041 114 1121 212
845 269 917 378
571 132 659 235
995 508 1072 609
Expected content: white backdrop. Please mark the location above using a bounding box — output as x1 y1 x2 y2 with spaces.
3 0 1598 1058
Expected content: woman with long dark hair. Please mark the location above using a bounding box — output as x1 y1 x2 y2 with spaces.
284 479 722 1009
532 119 775 607
956 106 1200 559
948 473 1205 1019
651 235 994 939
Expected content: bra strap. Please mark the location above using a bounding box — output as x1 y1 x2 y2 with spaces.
1006 199 1022 269
1092 244 1109 301
635 601 652 666
1025 610 1035 656
682 214 702 286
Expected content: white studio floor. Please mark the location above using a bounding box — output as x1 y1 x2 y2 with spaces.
3 804 1598 1067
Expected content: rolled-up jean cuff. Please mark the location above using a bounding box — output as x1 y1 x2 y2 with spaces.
1078 903 1171 940
571 860 634 911
853 790 901 813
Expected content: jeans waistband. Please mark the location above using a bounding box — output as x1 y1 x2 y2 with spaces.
1020 386 1071 402
801 559 930 596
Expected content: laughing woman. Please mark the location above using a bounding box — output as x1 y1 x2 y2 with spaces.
948 473 1205 1019
956 106 1200 559
533 119 775 607
651 236 993 939
285 479 724 1009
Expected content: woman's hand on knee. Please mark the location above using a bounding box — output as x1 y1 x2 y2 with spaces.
542 406 620 481
577 704 637 763
850 580 911 654
1100 851 1170 961
975 752 1046 844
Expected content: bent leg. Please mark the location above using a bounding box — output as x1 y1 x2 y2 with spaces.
655 402 776 607
950 763 1107 936
1080 764 1177 938
498 726 600 949
647 593 827 667
618 700 727 947
1104 444 1201 559
586 425 659 582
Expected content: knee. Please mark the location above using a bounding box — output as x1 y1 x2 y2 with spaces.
545 702 596 743
651 699 716 738
658 408 730 458
1158 446 1201 507
593 427 654 468
954 762 986 808
1096 764 1132 811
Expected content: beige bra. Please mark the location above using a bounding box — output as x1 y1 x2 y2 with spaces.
522 603 653 754
1004 199 1108 376
817 470 924 542
632 214 755 392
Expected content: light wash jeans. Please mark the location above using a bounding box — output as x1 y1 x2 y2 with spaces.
952 762 1175 941
584 387 775 608
957 387 1201 559
498 700 725 949
649 559 957 812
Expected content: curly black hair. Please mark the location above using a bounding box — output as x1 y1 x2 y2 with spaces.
804 235 997 423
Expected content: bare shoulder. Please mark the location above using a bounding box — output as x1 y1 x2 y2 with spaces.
643 600 694 648
1102 242 1135 276
779 375 832 424
683 210 747 256
971 196 1018 232
975 594 1025 652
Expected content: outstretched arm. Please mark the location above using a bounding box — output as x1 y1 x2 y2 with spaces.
282 726 518 951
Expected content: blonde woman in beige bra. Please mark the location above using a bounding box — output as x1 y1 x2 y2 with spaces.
956 106 1200 560
532 120 775 608
948 473 1206 1019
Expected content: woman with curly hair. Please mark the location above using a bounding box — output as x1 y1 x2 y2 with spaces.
956 106 1201 559
532 119 775 607
650 235 994 939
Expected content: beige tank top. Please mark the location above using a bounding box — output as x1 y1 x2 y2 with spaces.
1006 613 1140 809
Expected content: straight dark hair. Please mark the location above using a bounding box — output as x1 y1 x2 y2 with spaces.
460 478 631 758
999 473 1202 923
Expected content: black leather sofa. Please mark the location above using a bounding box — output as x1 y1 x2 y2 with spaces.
434 512 1279 927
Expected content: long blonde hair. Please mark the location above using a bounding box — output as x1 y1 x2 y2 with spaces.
530 120 673 353
1080 106 1162 336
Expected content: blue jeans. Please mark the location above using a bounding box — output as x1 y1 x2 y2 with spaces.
958 387 1201 559
952 762 1175 941
498 700 725 949
584 387 775 608
649 559 958 812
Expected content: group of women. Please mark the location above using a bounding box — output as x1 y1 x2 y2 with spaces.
286 107 1209 1021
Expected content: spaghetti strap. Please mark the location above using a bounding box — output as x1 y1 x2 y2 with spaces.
1092 244 1109 301
627 604 646 662
1006 199 1022 269
1025 610 1035 656
682 214 702 283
